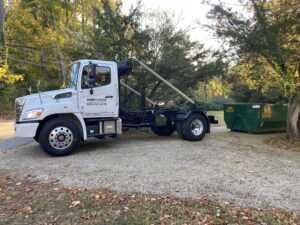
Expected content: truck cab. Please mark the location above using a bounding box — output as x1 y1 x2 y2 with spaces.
15 59 217 156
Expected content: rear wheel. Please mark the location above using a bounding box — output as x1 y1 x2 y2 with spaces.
39 119 81 156
151 126 176 136
176 122 184 139
181 114 207 141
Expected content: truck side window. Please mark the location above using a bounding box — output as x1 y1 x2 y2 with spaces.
81 66 111 89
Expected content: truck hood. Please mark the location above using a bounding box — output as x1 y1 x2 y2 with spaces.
19 88 75 106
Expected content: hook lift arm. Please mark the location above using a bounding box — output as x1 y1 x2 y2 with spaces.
130 57 195 105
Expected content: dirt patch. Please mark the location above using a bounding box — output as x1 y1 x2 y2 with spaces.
0 112 15 121
265 134 300 152
0 175 299 225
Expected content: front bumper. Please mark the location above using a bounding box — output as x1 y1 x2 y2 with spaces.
15 122 39 137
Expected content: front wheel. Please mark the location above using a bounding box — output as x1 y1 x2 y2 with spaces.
180 114 208 141
39 118 81 156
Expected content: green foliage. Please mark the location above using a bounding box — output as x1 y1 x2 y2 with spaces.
206 0 300 138
227 57 287 103
0 63 23 84
0 62 23 114
208 0 300 100
90 0 147 61
195 101 223 111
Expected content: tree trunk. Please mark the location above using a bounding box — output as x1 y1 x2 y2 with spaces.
148 80 162 99
140 74 146 110
0 0 6 63
64 0 69 29
286 94 300 140
81 0 85 34
204 78 208 101
73 0 78 34
40 47 52 84
56 46 66 84
49 0 57 31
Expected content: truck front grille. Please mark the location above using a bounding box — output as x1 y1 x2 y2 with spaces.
16 106 23 122
15 99 24 122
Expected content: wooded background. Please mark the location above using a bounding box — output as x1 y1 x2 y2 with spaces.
0 0 299 138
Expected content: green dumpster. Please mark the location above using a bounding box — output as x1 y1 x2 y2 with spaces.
224 103 288 133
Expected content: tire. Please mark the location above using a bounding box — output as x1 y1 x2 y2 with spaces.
181 113 208 141
151 126 176 136
39 118 81 156
33 136 39 142
176 122 184 139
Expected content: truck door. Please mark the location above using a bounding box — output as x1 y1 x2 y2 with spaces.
78 62 118 118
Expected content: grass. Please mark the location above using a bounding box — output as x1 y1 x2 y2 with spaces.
207 111 225 126
0 175 299 225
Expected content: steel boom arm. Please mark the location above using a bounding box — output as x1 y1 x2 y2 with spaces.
130 58 195 104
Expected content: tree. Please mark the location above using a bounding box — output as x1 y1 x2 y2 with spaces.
134 11 227 105
0 0 8 61
228 57 287 103
207 0 300 140
0 0 23 98
1 0 226 113
89 4 226 108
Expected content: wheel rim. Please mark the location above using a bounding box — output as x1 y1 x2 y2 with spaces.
49 126 73 150
191 119 204 136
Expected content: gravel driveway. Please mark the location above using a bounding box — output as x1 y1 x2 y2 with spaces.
0 127 299 212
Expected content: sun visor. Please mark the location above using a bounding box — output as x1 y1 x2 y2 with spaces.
117 59 133 76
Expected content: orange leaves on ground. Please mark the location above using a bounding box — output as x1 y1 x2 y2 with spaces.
69 200 81 208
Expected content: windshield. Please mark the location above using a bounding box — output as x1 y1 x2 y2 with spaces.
66 62 80 89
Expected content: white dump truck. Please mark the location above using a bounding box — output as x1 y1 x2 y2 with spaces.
15 58 218 156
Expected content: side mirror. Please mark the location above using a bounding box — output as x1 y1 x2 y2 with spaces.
88 62 96 95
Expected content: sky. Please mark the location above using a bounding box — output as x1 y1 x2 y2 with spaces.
122 0 246 49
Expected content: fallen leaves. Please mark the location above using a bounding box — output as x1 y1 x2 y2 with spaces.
93 193 106 201
80 211 98 220
64 163 71 168
115 210 121 216
25 187 33 192
69 200 81 208
94 194 100 200
159 214 172 221
265 135 300 152
22 206 33 214
0 175 299 225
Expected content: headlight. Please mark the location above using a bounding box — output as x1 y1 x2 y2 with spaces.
23 109 44 120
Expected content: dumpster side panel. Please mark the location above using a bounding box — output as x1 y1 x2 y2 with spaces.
224 103 287 133
254 104 287 133
224 104 239 130
244 104 261 132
